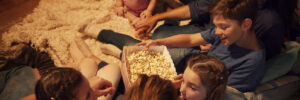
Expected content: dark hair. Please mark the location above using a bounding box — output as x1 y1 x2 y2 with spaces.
123 74 178 100
209 0 258 30
35 67 84 100
186 54 228 100
0 42 55 71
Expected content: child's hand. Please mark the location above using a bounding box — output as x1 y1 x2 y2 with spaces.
172 74 183 89
136 39 160 49
114 6 125 16
89 77 116 97
134 26 150 40
135 16 158 34
140 10 152 19
200 44 212 52
131 18 144 29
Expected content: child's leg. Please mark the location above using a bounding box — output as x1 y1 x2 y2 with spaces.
79 24 102 39
78 58 98 78
74 37 95 58
100 44 122 59
69 41 85 66
74 37 104 63
96 64 121 100
71 37 100 78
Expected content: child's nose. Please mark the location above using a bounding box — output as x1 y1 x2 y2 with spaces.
215 28 222 36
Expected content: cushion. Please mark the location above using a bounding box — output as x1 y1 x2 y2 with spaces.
260 41 300 84
224 86 247 100
289 41 300 74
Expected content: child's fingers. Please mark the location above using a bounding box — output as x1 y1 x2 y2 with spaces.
174 74 183 80
135 27 148 39
135 42 146 46
100 78 113 88
147 25 155 34
94 87 115 97
135 18 149 29
140 13 145 19
172 80 183 89
136 40 150 48
172 74 183 89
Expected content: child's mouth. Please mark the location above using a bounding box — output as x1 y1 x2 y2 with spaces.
180 96 187 100
220 37 226 40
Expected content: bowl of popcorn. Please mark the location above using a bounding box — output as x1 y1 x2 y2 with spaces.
121 45 177 89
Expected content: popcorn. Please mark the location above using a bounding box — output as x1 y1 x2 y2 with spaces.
126 50 177 83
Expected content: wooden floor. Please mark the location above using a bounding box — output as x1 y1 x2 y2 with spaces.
0 0 39 44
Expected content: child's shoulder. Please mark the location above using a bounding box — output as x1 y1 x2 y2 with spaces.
246 49 265 64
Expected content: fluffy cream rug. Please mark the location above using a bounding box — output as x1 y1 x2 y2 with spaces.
2 0 136 67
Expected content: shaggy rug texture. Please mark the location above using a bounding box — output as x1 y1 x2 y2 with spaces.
2 0 136 67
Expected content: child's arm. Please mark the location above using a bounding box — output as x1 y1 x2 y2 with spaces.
140 0 157 19
136 32 208 48
146 0 157 13
114 0 125 16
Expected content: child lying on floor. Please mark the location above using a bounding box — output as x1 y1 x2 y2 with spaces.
35 67 115 100
68 37 121 100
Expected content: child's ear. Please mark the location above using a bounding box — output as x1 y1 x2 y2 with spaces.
241 18 252 31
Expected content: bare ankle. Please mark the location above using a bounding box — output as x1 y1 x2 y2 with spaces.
101 44 122 59
78 24 101 39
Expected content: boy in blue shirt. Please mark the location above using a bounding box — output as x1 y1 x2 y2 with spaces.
137 0 265 92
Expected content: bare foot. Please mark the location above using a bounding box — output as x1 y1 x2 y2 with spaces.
78 24 101 39
100 44 122 59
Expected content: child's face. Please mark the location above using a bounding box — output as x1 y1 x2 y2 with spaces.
180 67 207 100
213 15 246 46
76 77 97 100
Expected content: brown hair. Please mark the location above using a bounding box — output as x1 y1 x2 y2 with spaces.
35 67 84 100
0 42 55 71
209 0 258 29
187 54 228 100
123 74 178 100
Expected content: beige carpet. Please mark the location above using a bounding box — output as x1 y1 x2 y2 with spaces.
1 0 137 67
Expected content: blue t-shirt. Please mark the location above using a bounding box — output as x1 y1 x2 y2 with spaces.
201 28 266 92
188 0 284 60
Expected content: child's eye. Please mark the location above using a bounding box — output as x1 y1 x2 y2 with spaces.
188 85 197 91
220 25 228 30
